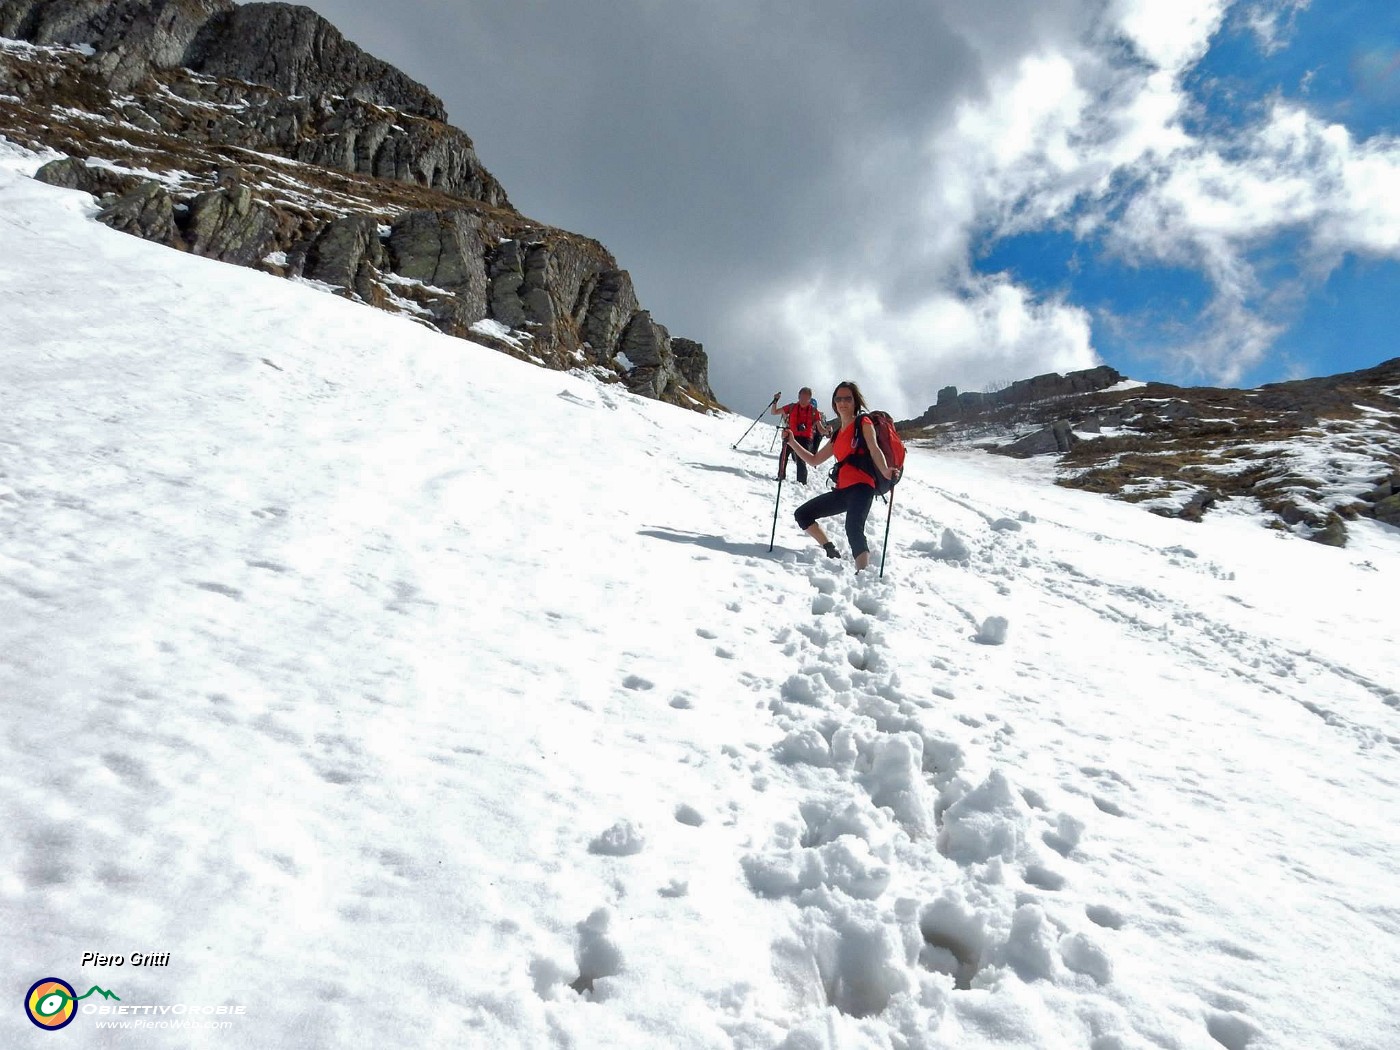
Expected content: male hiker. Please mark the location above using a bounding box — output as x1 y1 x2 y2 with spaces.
771 387 829 484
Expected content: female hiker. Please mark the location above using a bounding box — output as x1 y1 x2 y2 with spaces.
784 380 892 570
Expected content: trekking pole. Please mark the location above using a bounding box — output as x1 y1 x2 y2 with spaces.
732 392 781 450
768 473 785 552
878 490 895 578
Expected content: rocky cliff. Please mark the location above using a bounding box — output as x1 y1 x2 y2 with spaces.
0 0 719 410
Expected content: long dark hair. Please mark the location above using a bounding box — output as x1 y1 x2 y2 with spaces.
831 380 867 420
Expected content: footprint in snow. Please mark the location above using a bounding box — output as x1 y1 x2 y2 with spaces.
674 804 705 826
1092 795 1128 817
1085 904 1125 930
1042 813 1085 856
622 674 654 691
1205 1010 1263 1050
1022 863 1067 891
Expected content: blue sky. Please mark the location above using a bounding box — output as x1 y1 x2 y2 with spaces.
981 1 1400 388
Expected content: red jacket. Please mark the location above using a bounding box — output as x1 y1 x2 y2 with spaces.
832 420 876 489
783 401 823 438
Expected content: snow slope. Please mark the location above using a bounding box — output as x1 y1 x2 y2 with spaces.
3 142 1399 1050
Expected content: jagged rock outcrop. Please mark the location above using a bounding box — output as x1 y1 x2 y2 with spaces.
618 311 680 399
388 211 487 297
34 155 138 198
1 0 229 84
1375 493 1400 528
95 180 178 245
1 2 509 206
301 214 385 298
183 3 446 120
672 338 711 396
184 183 277 265
1 0 720 410
0 0 445 117
581 270 640 357
991 420 1077 458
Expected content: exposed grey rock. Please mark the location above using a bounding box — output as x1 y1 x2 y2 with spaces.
619 310 670 370
183 184 276 265
520 243 557 329
33 156 139 198
1363 475 1399 502
993 421 1077 458
294 106 507 204
0 0 231 70
619 311 682 399
386 210 489 327
0 0 445 117
486 240 528 328
581 270 639 356
302 214 383 290
4 2 509 205
1310 513 1348 547
672 338 713 399
184 2 446 120
96 180 178 245
1177 489 1218 523
484 238 565 331
1374 493 1400 527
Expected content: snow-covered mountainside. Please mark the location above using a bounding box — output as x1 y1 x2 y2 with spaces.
3 144 1399 1050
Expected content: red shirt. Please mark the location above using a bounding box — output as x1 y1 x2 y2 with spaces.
833 420 876 489
783 401 823 438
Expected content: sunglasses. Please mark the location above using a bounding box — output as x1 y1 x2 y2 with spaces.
834 395 854 402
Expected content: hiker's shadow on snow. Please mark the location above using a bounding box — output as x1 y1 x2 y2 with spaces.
639 528 792 560
686 462 775 483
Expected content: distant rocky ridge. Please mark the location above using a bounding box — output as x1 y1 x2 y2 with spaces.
0 0 718 409
905 365 1126 427
900 359 1400 547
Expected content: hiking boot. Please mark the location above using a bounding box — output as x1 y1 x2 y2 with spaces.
822 542 840 559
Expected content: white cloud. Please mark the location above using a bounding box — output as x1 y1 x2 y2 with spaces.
1235 0 1312 56
1110 0 1228 70
760 272 1096 420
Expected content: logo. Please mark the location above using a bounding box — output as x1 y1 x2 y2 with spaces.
25 978 120 1031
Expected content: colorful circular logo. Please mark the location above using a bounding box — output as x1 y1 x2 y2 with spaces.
26 978 77 1030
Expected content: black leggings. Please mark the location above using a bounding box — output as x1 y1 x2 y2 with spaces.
795 484 877 557
781 432 821 483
